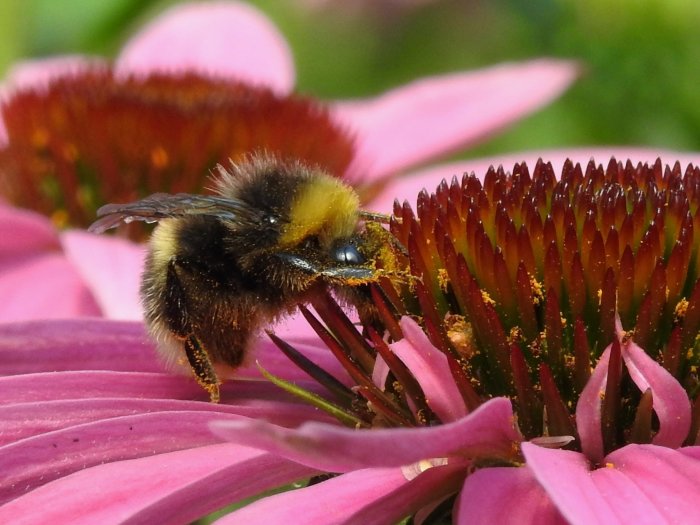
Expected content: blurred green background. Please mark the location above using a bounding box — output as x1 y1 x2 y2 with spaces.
3 0 700 159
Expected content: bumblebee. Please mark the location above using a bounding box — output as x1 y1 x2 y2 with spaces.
89 154 388 402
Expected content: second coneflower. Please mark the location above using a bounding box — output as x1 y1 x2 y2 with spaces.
0 68 354 233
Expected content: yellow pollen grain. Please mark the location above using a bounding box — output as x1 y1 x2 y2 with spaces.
481 290 496 307
437 268 450 291
530 277 544 305
621 329 632 344
150 146 170 169
597 288 603 304
674 299 689 322
508 326 523 344
445 314 473 358
605 462 615 469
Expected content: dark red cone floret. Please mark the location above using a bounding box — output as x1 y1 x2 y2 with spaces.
0 68 354 234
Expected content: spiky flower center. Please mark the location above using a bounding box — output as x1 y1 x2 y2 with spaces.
284 158 700 456
0 68 354 234
387 158 700 445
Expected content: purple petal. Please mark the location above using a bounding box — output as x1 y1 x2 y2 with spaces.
681 446 700 460
372 354 391 389
222 462 468 525
0 371 200 404
602 445 700 523
116 1 294 93
457 466 565 525
343 463 467 525
575 343 610 463
211 397 519 472
0 369 331 409
622 339 691 448
0 206 102 320
522 443 626 524
336 59 579 179
0 394 332 447
61 231 145 320
0 318 346 394
217 468 408 524
0 57 105 144
0 253 101 320
524 442 700 525
0 204 60 254
372 148 700 214
0 319 159 375
0 411 249 503
0 443 313 524
391 316 468 422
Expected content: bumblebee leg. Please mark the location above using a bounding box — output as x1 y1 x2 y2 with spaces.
165 258 222 402
184 335 221 403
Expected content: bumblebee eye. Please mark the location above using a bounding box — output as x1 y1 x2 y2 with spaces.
333 243 364 265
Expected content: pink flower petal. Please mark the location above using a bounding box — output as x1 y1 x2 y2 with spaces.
116 1 294 93
681 446 700 460
0 411 249 504
391 316 468 422
222 463 466 525
61 231 145 320
211 397 519 472
575 344 610 463
372 147 700 213
522 443 627 525
0 206 101 320
218 468 408 524
0 204 60 254
622 339 691 448
599 447 698 522
0 443 313 524
372 354 391 389
336 59 579 179
457 466 565 525
0 317 347 389
524 442 700 525
0 253 101 321
0 368 329 408
0 396 332 447
1 56 105 93
0 318 348 411
0 371 201 404
344 463 467 525
0 319 158 375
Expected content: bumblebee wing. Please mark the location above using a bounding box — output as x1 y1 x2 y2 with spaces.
88 193 262 233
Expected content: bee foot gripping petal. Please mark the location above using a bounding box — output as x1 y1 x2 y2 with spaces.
184 336 221 403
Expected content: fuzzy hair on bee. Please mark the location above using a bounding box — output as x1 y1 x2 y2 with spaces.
89 154 391 402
